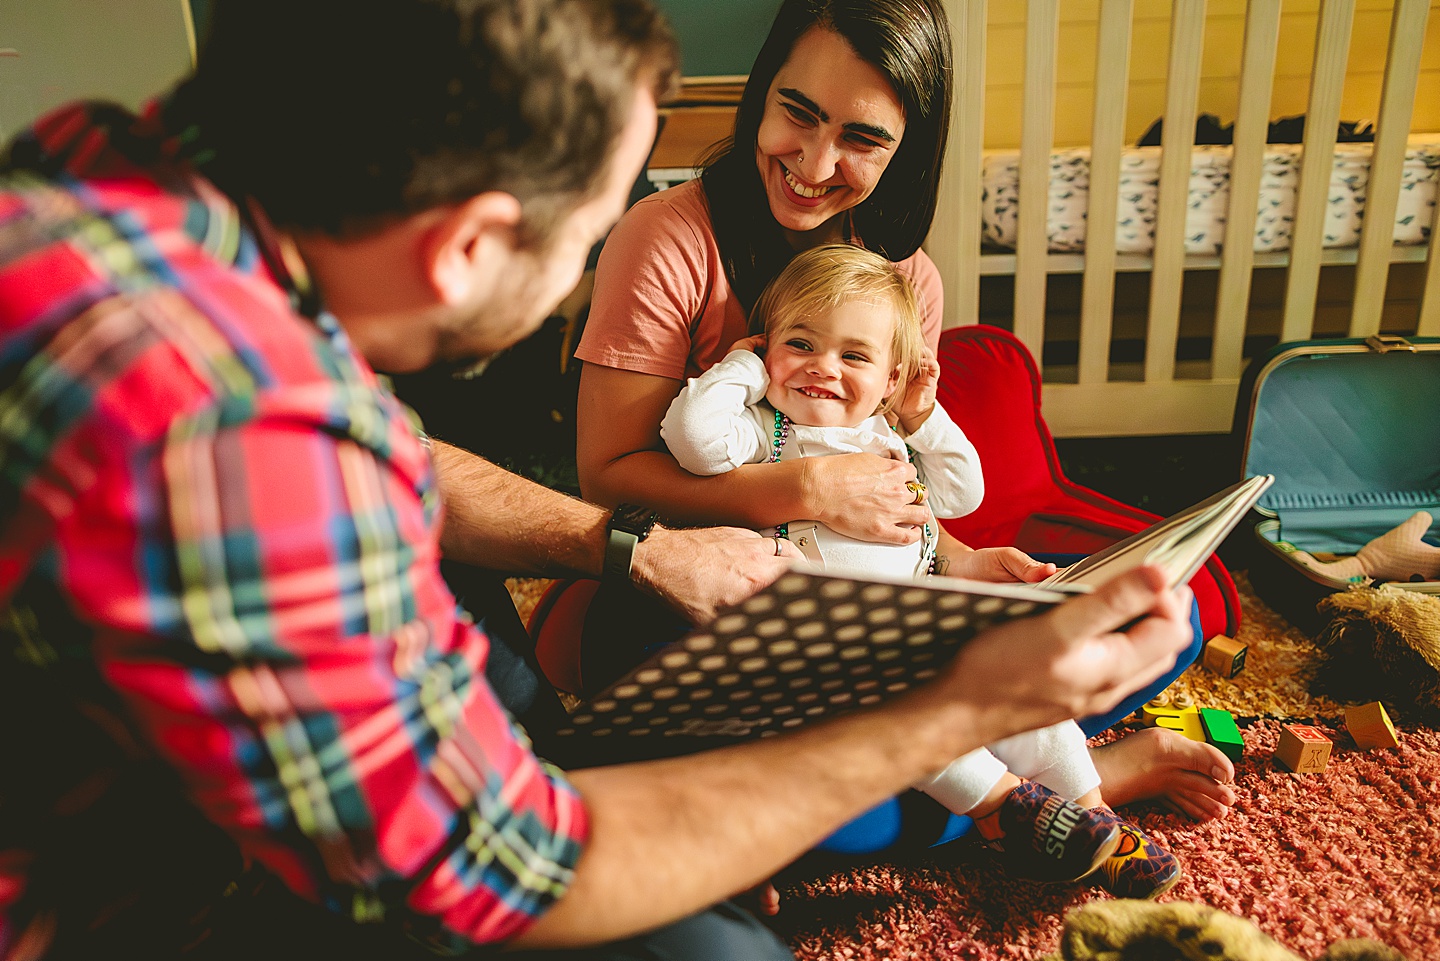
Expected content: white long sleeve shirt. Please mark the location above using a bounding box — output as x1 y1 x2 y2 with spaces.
661 349 984 578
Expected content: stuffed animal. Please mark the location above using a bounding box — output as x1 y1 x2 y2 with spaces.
1044 899 1407 961
1310 586 1440 722
1285 511 1440 585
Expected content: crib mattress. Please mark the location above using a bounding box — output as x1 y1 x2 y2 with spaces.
981 136 1440 256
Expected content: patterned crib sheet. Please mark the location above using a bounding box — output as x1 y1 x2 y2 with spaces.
980 135 1440 255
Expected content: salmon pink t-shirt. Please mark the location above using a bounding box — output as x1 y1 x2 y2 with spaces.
576 179 943 382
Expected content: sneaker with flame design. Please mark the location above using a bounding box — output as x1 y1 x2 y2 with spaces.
976 781 1123 882
1083 812 1183 900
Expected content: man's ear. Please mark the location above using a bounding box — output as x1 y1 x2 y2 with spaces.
423 192 524 305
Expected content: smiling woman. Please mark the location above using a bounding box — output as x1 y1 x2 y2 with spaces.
567 0 972 847
753 29 907 246
574 0 953 545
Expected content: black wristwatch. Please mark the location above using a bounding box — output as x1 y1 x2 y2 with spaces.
603 503 657 584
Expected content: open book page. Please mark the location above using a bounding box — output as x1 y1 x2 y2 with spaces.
1040 474 1275 592
556 566 1073 745
559 476 1272 750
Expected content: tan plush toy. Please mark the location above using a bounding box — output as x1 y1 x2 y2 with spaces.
1045 899 1407 961
1285 511 1440 585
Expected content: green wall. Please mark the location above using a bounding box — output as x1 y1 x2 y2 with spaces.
188 2 775 79
0 0 192 144
653 0 779 78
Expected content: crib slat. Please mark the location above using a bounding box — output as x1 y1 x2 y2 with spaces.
1282 0 1356 343
1014 0 1060 359
1043 380 1240 436
1420 196 1440 336
1213 0 1282 382
1078 0 1134 385
928 0 986 329
1144 0 1207 385
1350 0 1430 338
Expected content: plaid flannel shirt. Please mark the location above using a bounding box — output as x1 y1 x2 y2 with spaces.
0 102 587 953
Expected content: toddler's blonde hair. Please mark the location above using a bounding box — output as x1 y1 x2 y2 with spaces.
750 244 925 415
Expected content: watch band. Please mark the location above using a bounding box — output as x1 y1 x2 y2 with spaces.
603 527 641 583
603 504 656 584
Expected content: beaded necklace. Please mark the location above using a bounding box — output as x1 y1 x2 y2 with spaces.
768 408 936 574
769 409 790 539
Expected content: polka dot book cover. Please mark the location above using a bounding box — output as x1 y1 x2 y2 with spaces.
556 566 1069 747
557 476 1273 755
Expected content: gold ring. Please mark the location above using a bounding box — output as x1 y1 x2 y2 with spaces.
906 480 928 506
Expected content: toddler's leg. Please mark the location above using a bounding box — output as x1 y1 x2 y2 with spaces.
987 721 1099 802
965 779 1122 883
916 750 1120 882
985 723 1182 900
911 748 1008 816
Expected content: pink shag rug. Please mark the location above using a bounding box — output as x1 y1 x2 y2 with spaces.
507 574 1437 958
773 718 1440 960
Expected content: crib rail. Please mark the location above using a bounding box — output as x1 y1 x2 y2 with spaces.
929 0 1440 437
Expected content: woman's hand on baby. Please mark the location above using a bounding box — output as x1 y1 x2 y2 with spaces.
630 524 804 625
944 547 1058 584
729 333 768 356
801 452 930 545
895 349 941 435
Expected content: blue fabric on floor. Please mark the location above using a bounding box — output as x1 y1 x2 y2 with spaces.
1080 599 1203 738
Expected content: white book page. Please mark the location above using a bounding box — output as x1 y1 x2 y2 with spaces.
1040 475 1274 591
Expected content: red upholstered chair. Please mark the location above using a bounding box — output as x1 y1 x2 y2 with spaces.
934 324 1240 639
529 578 598 696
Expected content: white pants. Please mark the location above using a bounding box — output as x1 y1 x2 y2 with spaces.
912 721 1099 815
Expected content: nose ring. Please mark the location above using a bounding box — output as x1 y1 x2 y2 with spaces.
797 151 804 164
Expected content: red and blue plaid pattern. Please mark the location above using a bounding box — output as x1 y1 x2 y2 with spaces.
0 102 587 953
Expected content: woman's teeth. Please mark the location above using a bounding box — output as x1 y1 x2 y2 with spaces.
784 167 834 199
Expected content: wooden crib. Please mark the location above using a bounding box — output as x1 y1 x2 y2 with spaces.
926 0 1440 437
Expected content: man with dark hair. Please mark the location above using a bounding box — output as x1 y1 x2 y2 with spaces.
0 2 1196 959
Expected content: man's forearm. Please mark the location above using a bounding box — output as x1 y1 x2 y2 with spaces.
432 440 801 624
432 439 607 576
516 684 982 948
513 565 1193 948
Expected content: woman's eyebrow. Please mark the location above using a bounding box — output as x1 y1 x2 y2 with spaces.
844 121 896 143
778 87 826 120
777 87 896 143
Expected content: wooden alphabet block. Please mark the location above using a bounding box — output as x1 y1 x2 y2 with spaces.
1202 635 1249 678
1345 702 1400 750
1276 724 1332 773
1199 708 1244 762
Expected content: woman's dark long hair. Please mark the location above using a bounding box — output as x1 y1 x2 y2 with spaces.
699 0 952 312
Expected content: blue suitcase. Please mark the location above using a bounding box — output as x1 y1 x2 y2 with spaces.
1234 334 1440 634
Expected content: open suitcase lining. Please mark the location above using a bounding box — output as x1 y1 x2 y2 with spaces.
1244 347 1440 556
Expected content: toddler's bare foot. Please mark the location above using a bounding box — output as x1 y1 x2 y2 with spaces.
740 880 780 917
1091 726 1236 821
